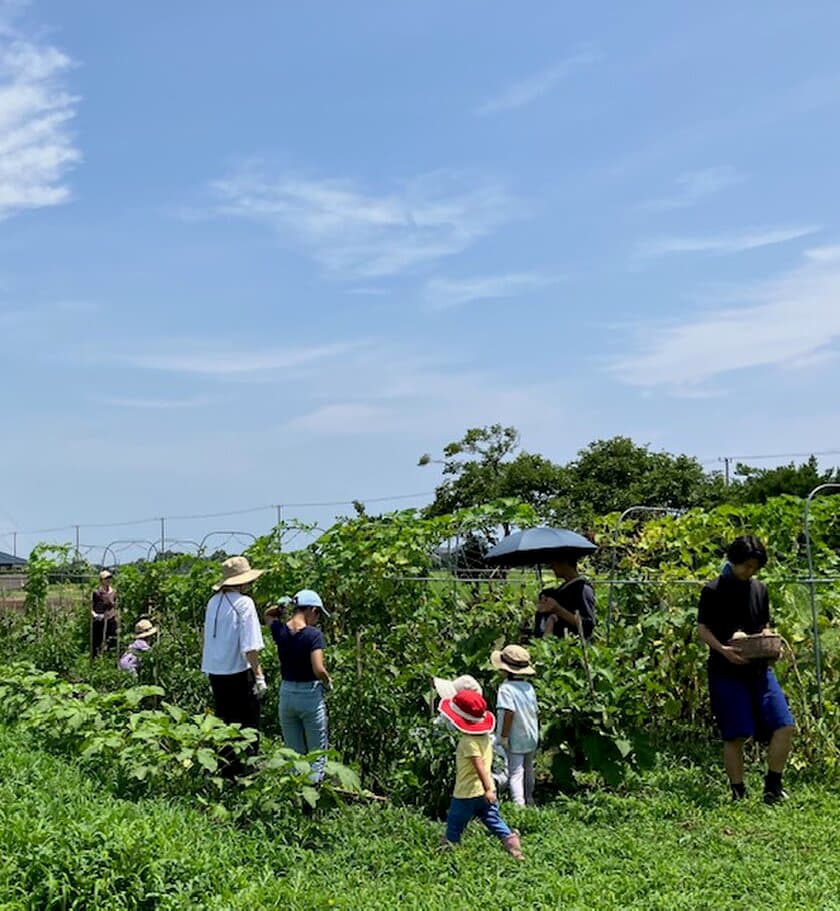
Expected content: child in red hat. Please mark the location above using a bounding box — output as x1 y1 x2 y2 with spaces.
438 689 523 859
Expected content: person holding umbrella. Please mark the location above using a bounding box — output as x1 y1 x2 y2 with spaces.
535 555 596 641
483 527 597 641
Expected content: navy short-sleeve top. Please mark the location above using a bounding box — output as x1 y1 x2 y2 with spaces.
270 621 325 682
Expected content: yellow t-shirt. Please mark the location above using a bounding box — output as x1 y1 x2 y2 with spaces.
453 733 493 798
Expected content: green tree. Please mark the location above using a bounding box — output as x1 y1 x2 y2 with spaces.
549 437 724 527
421 425 566 518
728 456 839 504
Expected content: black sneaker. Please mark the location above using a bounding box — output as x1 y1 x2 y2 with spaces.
763 787 788 806
731 783 747 801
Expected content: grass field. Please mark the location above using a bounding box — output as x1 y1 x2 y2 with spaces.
2 728 838 911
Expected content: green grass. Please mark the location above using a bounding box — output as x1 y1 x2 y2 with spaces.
1 728 839 911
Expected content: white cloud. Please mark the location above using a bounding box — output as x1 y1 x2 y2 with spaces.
285 402 391 434
210 168 519 278
635 225 818 260
96 396 217 410
423 272 560 311
641 166 743 211
0 24 80 220
281 346 573 441
118 341 363 375
612 243 840 387
475 48 602 116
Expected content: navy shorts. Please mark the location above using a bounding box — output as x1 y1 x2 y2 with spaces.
708 668 794 742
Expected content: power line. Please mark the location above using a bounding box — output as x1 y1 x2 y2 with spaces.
9 490 436 536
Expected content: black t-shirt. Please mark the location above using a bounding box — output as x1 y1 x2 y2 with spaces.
270 621 325 682
534 578 596 640
697 574 771 678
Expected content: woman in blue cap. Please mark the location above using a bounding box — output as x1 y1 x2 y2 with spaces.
265 589 332 782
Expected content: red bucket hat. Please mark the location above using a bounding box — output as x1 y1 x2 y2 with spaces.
438 689 495 735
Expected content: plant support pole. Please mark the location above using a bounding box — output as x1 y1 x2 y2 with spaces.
606 506 681 642
803 482 840 718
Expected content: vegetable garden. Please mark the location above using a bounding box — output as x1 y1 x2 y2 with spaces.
1 494 839 909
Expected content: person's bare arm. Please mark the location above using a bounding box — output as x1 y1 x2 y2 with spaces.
697 624 748 665
470 755 497 803
310 648 332 689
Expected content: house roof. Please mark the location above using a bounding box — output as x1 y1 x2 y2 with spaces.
0 551 26 567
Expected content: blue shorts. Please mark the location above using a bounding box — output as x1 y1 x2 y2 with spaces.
708 668 794 742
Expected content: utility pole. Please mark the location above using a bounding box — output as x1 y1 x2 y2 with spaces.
159 517 166 555
275 504 284 552
721 456 731 487
74 525 81 558
12 531 17 557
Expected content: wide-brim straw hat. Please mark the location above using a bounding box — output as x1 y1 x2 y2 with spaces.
433 674 483 700
212 556 264 591
491 644 536 676
134 618 158 639
438 691 495 735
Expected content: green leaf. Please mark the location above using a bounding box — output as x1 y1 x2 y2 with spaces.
196 748 218 772
301 786 319 808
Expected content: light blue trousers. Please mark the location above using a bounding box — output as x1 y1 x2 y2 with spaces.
279 680 328 782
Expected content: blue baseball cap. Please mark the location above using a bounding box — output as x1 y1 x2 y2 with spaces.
293 589 330 617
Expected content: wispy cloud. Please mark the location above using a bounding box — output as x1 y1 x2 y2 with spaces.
118 341 363 375
285 402 390 434
641 166 743 211
0 20 80 220
635 225 818 260
209 168 519 278
96 396 217 410
475 47 602 116
423 271 560 311
612 243 840 387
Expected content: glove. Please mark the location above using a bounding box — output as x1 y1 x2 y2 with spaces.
253 673 268 698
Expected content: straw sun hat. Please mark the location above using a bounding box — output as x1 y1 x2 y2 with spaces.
491 644 536 676
134 618 158 639
212 556 264 591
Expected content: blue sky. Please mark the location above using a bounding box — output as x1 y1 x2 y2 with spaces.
2 1 840 557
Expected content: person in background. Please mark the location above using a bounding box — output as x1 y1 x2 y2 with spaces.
437 689 523 859
119 618 158 678
491 644 539 807
201 556 267 773
534 553 596 641
697 535 795 804
265 589 332 783
91 569 118 658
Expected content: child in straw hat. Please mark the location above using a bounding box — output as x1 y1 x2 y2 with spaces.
438 689 524 859
491 644 539 807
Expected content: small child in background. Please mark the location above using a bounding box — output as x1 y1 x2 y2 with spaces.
119 618 158 677
491 644 539 807
438 689 523 859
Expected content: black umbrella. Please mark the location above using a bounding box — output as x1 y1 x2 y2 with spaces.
484 526 596 567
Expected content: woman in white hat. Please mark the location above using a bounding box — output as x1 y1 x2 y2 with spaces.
91 569 118 658
264 589 332 783
201 556 267 769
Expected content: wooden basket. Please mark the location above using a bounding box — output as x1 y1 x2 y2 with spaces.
730 632 783 662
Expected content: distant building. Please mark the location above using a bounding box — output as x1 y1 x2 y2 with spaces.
0 551 26 571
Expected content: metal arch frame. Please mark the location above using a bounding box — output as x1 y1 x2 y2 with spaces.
197 530 258 556
804 482 840 717
606 506 683 642
101 539 160 568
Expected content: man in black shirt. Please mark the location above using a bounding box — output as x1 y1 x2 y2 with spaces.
697 536 794 804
